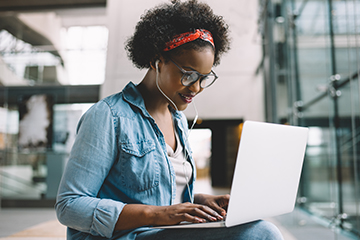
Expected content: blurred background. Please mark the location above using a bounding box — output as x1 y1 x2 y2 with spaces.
0 0 360 239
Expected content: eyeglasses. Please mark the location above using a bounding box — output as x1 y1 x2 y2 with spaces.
169 59 218 88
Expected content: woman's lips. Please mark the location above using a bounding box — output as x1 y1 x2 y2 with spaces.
179 93 195 103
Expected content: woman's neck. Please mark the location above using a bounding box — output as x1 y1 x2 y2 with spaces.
137 69 176 149
137 69 170 117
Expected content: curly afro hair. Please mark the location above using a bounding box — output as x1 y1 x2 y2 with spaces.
125 0 231 69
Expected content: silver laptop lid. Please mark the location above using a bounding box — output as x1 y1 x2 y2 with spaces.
226 121 309 227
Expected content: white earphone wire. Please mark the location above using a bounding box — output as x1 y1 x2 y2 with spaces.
155 60 199 203
156 60 179 112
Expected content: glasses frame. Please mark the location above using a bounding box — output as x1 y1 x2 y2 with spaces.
169 59 218 88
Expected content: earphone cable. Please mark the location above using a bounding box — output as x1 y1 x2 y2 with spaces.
156 61 179 112
155 61 198 203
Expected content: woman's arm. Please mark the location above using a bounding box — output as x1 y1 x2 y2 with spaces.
55 101 122 238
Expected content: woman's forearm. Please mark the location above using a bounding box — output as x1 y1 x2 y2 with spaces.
115 204 159 231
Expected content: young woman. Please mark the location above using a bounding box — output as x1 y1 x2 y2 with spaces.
56 1 284 239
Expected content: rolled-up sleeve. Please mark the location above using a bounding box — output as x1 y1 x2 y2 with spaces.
55 101 124 238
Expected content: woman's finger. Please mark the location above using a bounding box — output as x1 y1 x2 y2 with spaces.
206 202 227 218
179 212 206 223
191 205 223 221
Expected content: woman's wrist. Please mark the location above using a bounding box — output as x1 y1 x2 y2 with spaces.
145 205 158 226
194 193 207 204
145 205 167 226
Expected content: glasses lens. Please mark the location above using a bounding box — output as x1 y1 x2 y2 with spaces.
182 72 199 86
200 75 216 88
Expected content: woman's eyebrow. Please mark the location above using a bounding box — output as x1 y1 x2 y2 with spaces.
182 65 197 71
183 65 211 75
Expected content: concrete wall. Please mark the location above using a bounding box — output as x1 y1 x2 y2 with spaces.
102 0 264 121
18 12 63 56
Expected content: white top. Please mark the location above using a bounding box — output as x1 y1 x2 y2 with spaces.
166 132 193 204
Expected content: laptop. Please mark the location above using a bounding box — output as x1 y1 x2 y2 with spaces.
154 120 309 228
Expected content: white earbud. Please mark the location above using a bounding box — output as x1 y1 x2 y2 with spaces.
155 60 160 70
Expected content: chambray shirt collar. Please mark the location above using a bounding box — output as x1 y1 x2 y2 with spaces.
122 81 183 120
122 82 151 118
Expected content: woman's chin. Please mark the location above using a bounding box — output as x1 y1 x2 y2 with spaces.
177 103 189 111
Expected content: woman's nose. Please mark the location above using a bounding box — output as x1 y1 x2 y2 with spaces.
188 79 202 93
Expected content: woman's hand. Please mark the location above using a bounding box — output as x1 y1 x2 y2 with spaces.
149 194 230 226
115 195 230 230
150 202 224 226
194 193 230 218
115 201 226 230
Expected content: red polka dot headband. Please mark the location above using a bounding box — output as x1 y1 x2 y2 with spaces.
163 29 215 51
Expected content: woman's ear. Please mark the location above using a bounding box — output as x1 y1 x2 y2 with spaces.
150 59 160 71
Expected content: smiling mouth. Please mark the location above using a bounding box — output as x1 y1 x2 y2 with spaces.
179 93 195 103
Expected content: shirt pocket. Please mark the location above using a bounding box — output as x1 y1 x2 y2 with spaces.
119 140 160 191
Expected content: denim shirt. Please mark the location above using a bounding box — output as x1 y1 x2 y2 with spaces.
55 82 196 240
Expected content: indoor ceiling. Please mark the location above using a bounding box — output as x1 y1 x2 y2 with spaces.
0 0 106 11
0 0 108 65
